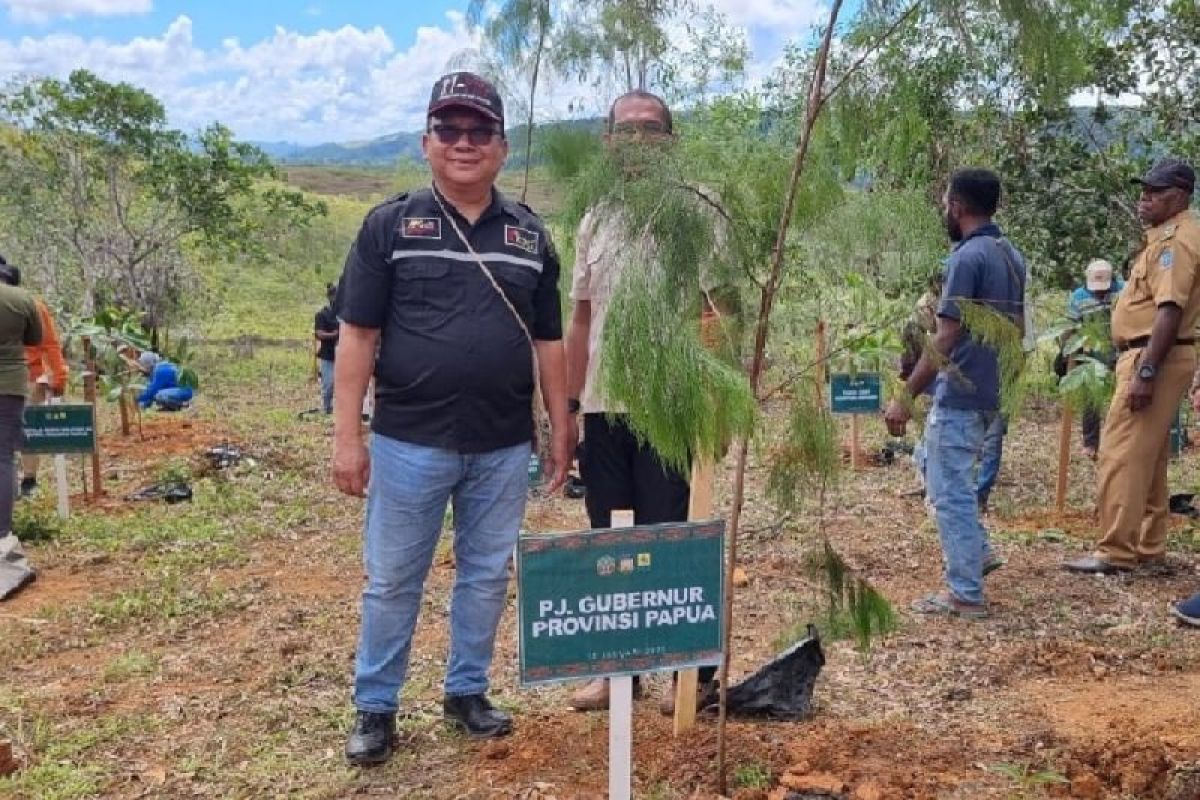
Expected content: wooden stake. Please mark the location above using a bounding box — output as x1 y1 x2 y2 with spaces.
83 371 103 500
673 458 715 735
117 388 131 436
814 320 828 408
1056 401 1073 518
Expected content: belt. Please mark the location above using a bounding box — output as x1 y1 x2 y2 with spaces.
1116 336 1195 352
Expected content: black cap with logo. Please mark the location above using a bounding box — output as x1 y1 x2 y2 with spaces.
1132 158 1195 194
427 71 504 127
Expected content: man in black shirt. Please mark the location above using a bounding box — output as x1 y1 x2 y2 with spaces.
313 283 339 414
334 72 574 765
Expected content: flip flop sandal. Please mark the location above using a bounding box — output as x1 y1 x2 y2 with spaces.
911 591 988 619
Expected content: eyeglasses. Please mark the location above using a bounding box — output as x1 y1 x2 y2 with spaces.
430 124 502 147
611 119 670 136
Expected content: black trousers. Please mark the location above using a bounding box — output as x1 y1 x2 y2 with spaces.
580 413 716 684
1082 408 1102 451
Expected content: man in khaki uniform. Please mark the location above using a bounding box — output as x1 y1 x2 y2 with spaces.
1065 159 1199 574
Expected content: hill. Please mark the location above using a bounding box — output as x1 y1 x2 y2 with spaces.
255 118 602 166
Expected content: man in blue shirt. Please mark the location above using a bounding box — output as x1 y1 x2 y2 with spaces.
885 168 1026 618
1063 259 1124 457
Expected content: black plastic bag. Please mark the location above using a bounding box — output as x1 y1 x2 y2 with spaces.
1170 493 1199 517
702 625 825 720
126 481 193 504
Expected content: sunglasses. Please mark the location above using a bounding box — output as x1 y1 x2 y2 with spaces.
611 119 670 136
429 124 502 147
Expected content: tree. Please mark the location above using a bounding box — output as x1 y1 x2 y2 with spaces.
465 0 554 202
550 0 1139 791
0 70 324 327
555 0 689 93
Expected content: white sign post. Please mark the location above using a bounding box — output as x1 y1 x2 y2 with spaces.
50 397 69 519
608 509 634 800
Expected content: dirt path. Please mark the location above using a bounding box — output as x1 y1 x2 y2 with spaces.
3 396 1200 799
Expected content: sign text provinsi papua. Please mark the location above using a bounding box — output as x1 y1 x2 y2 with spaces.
517 520 724 685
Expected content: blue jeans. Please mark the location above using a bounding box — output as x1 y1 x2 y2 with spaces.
353 435 530 713
925 405 996 605
976 415 1007 507
318 358 335 414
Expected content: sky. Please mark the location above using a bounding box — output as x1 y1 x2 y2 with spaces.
0 0 833 145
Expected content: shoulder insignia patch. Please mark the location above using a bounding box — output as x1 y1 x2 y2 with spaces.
505 224 540 255
401 217 442 239
1160 248 1174 270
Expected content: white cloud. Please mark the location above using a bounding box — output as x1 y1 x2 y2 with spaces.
0 3 831 144
706 0 825 30
3 0 151 24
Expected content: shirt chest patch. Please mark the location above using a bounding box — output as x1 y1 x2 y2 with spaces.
401 217 442 239
504 225 539 255
1160 248 1174 270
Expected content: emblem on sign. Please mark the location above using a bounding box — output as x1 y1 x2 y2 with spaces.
402 217 442 239
596 556 616 576
505 224 539 254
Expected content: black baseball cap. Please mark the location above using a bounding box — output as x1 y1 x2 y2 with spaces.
1132 158 1195 194
428 71 504 127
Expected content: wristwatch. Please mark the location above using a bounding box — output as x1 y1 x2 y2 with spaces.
567 398 581 415
1137 363 1157 381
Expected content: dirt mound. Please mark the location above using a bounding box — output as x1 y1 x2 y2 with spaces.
770 721 981 799
100 417 232 462
1060 727 1174 798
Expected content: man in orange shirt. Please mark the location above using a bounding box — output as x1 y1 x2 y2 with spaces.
0 264 68 497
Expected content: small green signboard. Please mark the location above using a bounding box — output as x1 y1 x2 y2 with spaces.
517 521 724 685
23 404 97 454
829 373 882 414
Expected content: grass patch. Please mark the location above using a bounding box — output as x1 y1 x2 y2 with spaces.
0 713 160 800
102 650 161 682
732 762 772 789
12 501 64 543
56 577 241 630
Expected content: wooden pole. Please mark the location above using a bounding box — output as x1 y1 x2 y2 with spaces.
814 320 828 408
672 458 715 735
82 371 103 500
1055 402 1073 518
117 389 131 437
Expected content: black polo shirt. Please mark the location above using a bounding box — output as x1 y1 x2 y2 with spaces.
338 187 562 453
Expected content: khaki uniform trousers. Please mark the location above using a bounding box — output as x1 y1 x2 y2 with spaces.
1095 345 1196 566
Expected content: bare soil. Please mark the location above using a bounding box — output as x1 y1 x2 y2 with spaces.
3 395 1200 799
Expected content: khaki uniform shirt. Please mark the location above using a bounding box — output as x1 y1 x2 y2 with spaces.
1112 209 1200 346
570 191 725 414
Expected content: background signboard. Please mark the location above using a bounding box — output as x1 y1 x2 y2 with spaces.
829 373 882 414
517 520 724 685
22 404 96 454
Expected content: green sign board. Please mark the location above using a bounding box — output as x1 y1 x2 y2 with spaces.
517 521 724 685
829 373 882 414
23 404 96 454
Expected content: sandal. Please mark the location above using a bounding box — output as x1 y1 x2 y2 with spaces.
911 590 988 619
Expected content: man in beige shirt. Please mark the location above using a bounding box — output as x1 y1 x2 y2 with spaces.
565 89 728 712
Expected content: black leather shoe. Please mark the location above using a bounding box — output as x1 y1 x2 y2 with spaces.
344 710 395 765
443 694 513 739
